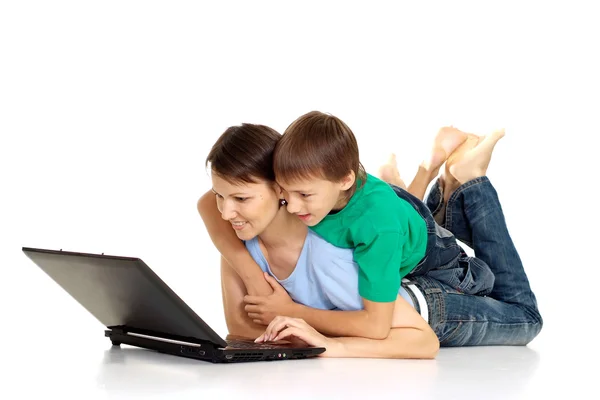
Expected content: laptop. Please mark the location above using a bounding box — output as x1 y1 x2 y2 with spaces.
22 247 325 363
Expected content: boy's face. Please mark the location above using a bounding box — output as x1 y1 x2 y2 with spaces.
211 173 280 241
277 175 353 226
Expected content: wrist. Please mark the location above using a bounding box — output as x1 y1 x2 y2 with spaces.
322 338 345 357
244 277 271 296
286 302 301 318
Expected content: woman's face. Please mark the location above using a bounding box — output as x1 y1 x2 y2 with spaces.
211 172 281 241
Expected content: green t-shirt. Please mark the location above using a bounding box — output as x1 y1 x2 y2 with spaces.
310 174 428 302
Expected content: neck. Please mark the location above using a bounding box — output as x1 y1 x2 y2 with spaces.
258 206 307 248
333 190 351 210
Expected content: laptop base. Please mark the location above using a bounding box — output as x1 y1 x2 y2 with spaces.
105 330 325 363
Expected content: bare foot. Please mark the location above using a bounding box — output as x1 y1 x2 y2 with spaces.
378 153 407 189
448 129 505 185
441 133 481 202
422 127 469 172
420 145 447 180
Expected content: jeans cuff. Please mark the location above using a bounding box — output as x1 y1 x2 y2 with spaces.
427 178 445 219
446 176 491 205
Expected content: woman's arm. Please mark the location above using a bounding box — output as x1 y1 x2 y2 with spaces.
220 256 266 339
261 297 439 359
198 190 272 296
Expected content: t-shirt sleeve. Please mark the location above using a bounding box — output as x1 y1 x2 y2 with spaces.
353 230 403 303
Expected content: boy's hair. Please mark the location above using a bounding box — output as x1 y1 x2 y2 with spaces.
206 123 282 184
274 111 366 192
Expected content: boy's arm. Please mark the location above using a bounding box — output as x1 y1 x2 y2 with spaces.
290 299 394 339
244 274 394 339
197 190 272 296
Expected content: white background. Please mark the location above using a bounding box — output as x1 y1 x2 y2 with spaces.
1 1 598 397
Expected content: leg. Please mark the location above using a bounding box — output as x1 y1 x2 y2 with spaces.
426 130 504 234
429 129 505 228
384 128 501 296
379 127 469 201
390 184 495 297
427 129 540 313
445 177 541 309
378 153 407 189
410 275 542 346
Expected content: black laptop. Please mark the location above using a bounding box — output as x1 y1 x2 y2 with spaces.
22 247 325 363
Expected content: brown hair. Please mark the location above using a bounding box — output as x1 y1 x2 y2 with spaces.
274 111 366 195
206 123 281 184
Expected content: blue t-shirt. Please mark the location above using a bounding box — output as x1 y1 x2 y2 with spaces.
245 230 414 310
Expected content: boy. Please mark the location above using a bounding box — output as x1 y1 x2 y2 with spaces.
264 111 497 336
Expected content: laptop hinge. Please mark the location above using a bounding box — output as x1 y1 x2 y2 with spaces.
107 325 127 334
106 325 217 347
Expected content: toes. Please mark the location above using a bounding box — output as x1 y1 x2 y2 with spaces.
388 153 397 165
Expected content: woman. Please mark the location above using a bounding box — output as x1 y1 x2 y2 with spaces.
198 123 542 358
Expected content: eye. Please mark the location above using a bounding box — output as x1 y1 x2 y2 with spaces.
214 193 224 199
300 193 311 198
235 197 248 202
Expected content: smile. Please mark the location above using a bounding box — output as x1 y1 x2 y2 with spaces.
231 221 247 230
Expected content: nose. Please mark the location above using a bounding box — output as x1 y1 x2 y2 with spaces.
220 199 237 220
285 196 301 214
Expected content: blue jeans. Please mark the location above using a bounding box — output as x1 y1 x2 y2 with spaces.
408 177 543 346
391 184 496 296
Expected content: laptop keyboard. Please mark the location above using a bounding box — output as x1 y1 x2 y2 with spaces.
226 339 291 349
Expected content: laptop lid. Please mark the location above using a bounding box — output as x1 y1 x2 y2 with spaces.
22 247 228 348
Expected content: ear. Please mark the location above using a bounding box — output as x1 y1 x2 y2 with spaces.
272 181 284 197
339 170 356 191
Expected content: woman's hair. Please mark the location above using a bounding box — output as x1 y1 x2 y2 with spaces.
206 123 282 184
273 110 366 190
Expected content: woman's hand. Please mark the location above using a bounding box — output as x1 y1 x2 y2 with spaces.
254 316 343 357
243 273 296 325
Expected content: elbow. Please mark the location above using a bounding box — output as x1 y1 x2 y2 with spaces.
387 328 439 360
418 330 440 359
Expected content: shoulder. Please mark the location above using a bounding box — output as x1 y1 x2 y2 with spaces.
349 175 409 229
356 174 403 209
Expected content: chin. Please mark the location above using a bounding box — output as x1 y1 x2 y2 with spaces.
235 230 256 241
306 217 323 227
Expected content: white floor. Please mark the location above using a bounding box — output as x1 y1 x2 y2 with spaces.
3 323 594 399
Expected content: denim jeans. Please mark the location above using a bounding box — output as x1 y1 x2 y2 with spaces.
390 184 496 296
406 177 543 346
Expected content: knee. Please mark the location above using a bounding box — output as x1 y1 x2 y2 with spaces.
524 308 543 345
466 257 495 296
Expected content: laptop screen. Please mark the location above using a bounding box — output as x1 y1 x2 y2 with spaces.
22 247 227 347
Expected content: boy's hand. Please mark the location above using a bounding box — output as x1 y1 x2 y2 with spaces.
243 273 296 325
